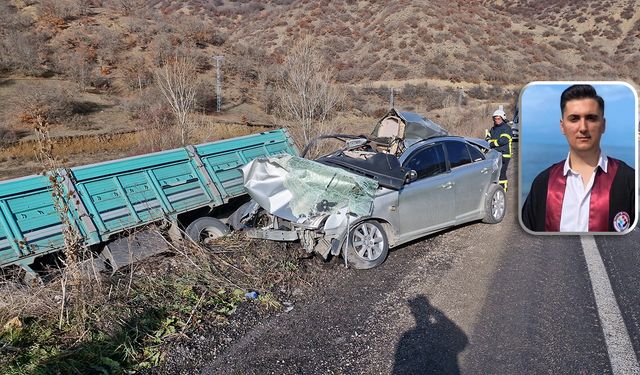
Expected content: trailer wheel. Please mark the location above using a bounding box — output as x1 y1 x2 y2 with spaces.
185 217 229 245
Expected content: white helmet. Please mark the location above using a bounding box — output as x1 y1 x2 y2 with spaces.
492 109 507 121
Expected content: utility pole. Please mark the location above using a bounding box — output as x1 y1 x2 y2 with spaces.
390 87 397 108
213 55 224 113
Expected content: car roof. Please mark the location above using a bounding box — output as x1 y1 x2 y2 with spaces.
399 136 478 162
405 135 468 148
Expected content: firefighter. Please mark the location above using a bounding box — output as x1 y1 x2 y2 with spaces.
486 108 513 191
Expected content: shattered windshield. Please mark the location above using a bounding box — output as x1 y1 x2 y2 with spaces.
243 155 378 220
283 156 378 217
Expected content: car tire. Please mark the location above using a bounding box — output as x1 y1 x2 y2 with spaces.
344 220 389 269
185 217 230 245
482 184 506 224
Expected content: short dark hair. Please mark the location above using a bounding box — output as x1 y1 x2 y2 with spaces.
560 84 604 115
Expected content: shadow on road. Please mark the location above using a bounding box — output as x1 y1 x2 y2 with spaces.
393 295 468 375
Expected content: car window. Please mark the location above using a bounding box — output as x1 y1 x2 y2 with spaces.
467 144 485 162
445 140 472 168
404 143 447 179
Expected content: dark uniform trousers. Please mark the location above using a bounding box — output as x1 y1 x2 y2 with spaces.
487 123 513 191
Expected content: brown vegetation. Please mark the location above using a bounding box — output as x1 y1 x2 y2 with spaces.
0 231 312 373
0 0 637 174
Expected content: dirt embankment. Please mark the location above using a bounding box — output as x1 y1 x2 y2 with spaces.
0 121 276 181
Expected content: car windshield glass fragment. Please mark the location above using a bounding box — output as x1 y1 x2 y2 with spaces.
243 155 378 220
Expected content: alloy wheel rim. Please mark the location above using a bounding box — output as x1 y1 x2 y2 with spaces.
352 222 385 261
492 190 505 219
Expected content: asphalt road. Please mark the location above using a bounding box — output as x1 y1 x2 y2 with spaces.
191 148 640 375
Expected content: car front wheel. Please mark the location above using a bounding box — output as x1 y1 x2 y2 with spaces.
482 184 506 224
344 220 389 269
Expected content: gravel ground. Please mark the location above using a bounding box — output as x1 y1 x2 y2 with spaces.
140 228 469 374
142 149 521 374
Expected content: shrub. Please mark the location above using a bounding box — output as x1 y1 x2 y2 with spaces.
10 87 75 128
54 50 98 91
149 33 174 67
439 106 488 138
92 25 126 65
335 67 360 83
39 0 88 21
0 126 18 146
422 86 455 111
123 87 174 129
468 85 488 100
105 0 149 16
175 15 215 47
621 5 634 20
393 64 410 79
0 31 45 76
0 2 32 31
121 56 154 92
261 83 277 115
194 82 217 114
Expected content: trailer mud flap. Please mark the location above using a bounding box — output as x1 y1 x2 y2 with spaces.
101 230 168 273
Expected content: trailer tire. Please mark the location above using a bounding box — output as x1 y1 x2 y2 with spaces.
185 217 229 245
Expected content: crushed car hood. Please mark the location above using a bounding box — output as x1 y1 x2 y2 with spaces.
316 152 408 190
241 154 378 222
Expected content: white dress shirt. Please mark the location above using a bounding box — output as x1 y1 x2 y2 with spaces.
559 152 608 232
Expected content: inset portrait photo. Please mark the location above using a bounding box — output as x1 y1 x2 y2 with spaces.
519 82 638 234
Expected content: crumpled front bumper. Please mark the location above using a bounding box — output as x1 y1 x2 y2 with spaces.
233 154 379 257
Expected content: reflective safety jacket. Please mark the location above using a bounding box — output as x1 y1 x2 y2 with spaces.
487 122 513 158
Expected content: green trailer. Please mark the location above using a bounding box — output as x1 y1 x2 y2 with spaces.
0 129 297 279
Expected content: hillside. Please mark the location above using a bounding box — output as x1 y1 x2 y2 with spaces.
0 0 638 178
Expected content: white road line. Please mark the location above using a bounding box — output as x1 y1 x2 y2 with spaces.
581 235 640 375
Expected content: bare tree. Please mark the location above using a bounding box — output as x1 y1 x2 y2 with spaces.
12 86 74 128
154 55 199 146
276 39 343 146
0 31 43 76
107 0 148 16
56 50 96 91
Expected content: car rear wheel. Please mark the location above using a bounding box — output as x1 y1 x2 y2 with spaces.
344 220 389 269
482 184 506 224
185 217 229 245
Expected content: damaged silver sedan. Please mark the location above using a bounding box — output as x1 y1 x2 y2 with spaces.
230 110 506 269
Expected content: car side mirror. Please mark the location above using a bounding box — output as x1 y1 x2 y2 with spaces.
405 170 418 183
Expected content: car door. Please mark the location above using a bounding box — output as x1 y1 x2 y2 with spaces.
444 140 493 222
398 143 455 241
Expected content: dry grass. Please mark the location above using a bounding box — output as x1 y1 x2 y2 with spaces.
0 122 271 180
190 120 269 144
0 131 139 160
435 105 493 139
0 278 60 325
0 229 311 373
